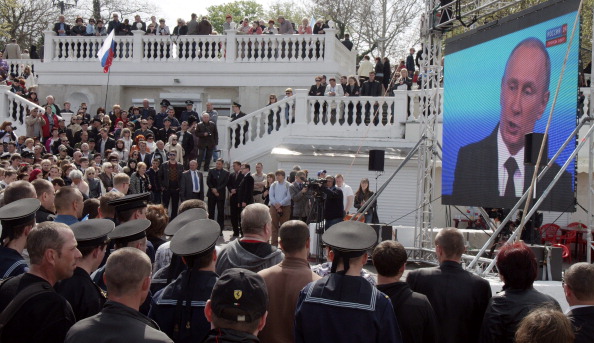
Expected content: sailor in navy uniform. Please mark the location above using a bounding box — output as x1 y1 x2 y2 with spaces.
150 208 209 293
92 217 151 288
155 99 171 129
149 218 220 342
180 100 198 126
294 221 403 343
55 219 114 321
0 198 40 279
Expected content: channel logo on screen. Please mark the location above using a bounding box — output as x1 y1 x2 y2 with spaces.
546 24 568 47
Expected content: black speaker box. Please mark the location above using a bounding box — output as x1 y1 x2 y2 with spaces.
524 133 548 166
368 150 385 172
528 245 562 281
370 224 394 243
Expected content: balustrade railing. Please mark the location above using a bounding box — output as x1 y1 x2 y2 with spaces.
42 28 355 66
3 59 38 77
0 86 45 137
234 34 325 62
228 96 296 149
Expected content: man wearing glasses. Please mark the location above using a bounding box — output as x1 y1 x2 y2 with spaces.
133 119 154 140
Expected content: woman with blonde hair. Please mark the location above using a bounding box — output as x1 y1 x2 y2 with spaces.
129 161 151 194
515 308 574 343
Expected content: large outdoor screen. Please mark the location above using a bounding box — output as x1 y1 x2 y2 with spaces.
441 0 579 212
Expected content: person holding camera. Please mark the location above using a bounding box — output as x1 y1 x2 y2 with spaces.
289 171 310 222
321 175 344 230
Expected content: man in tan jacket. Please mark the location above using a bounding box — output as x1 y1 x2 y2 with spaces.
257 220 320 343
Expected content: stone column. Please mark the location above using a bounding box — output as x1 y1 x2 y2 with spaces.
43 30 56 63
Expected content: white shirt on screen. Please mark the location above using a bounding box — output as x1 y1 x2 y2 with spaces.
497 128 525 197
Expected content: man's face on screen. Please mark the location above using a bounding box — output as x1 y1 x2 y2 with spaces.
499 44 550 155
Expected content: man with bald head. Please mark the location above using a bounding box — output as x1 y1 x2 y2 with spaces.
451 37 573 211
54 186 84 225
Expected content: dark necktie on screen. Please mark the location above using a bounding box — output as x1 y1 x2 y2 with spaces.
504 157 519 197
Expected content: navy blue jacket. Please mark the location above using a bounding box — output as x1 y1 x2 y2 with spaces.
149 270 217 342
295 272 402 343
0 246 27 279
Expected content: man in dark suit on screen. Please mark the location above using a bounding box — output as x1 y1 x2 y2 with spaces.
450 37 573 211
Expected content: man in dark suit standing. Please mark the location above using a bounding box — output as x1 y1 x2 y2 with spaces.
97 128 116 157
158 150 184 219
195 112 218 172
236 163 254 237
53 15 71 36
107 13 122 35
137 141 152 166
564 262 594 343
227 161 243 238
361 71 384 125
206 158 229 233
406 228 491 343
449 38 573 211
180 160 204 202
230 103 247 148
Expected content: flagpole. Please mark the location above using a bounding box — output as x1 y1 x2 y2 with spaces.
104 68 111 110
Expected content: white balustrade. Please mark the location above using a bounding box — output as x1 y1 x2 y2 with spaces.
4 59 39 77
43 30 354 65
0 85 45 138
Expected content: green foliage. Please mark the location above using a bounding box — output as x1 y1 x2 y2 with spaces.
207 0 265 33
264 0 309 28
0 0 60 53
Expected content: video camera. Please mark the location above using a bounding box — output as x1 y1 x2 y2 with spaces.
304 177 327 193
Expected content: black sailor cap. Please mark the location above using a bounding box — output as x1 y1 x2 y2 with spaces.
163 208 208 236
107 192 151 213
170 219 220 257
70 219 115 247
0 198 40 228
108 219 151 244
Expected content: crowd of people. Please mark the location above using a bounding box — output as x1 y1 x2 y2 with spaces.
0 180 592 343
49 13 336 38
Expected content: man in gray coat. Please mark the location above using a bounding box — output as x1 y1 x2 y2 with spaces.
65 248 172 342
289 171 309 222
4 39 22 59
215 203 284 275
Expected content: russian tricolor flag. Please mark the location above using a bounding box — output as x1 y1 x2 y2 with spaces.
97 30 115 73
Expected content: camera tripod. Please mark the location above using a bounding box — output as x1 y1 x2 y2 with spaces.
306 192 327 263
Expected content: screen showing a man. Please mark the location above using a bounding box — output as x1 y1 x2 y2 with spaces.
442 0 578 212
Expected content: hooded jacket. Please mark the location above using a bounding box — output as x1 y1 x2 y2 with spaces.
215 240 283 275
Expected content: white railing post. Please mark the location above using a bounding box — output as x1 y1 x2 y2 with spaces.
324 28 336 64
293 89 308 126
0 86 10 119
225 30 236 63
393 91 408 138
43 30 56 63
217 116 231 160
132 30 144 63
